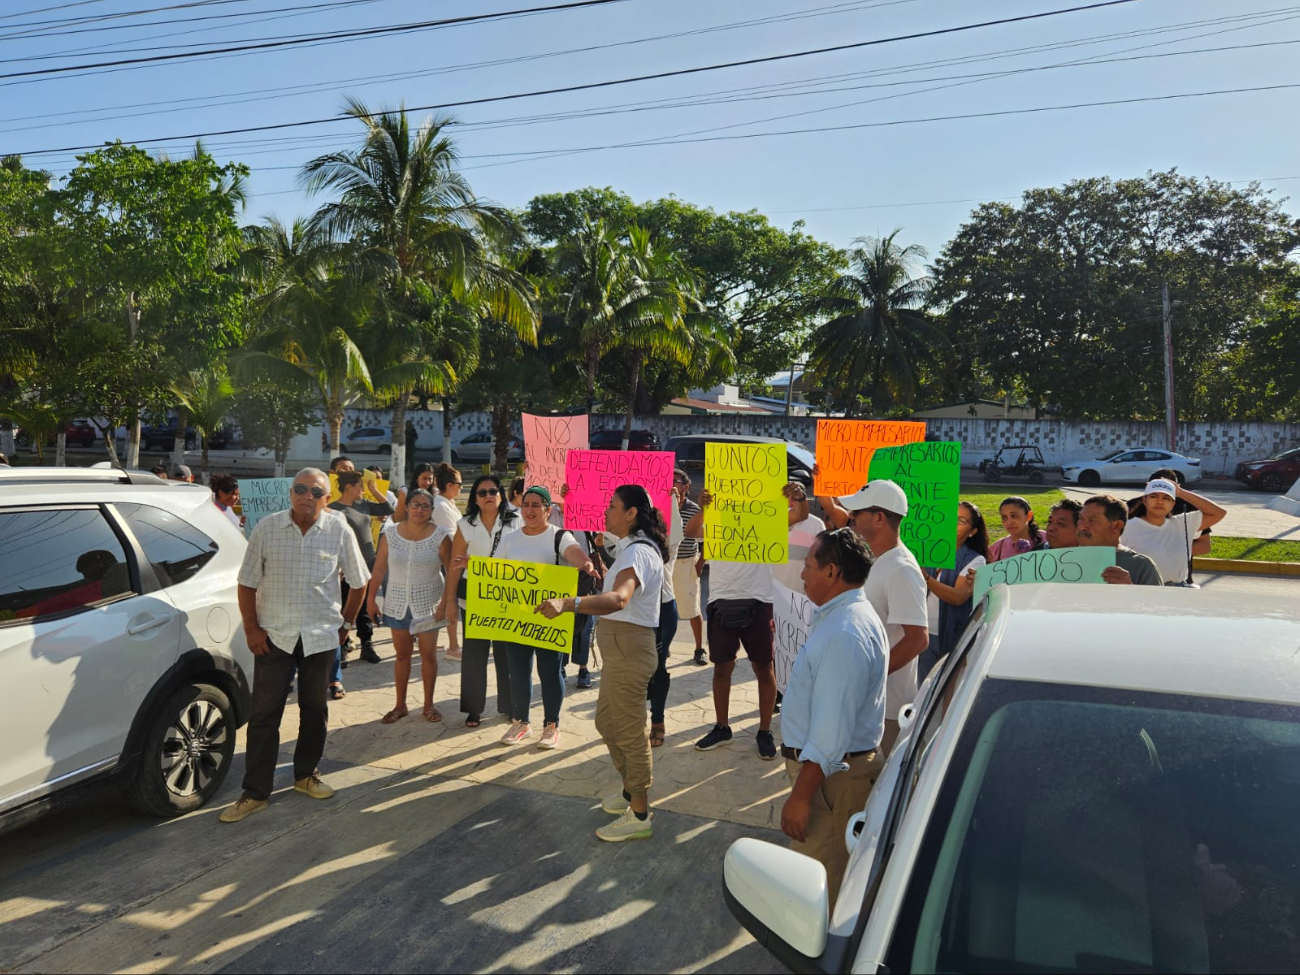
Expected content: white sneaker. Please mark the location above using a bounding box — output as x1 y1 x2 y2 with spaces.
596 808 654 842
601 792 630 815
500 720 531 745
538 723 561 749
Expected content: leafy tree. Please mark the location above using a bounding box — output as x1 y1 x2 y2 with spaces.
932 170 1300 420
808 232 947 417
171 365 236 482
231 380 317 477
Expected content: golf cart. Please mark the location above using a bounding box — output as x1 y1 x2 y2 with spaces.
981 444 1048 484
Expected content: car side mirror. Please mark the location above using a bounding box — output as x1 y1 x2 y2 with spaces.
724 838 829 957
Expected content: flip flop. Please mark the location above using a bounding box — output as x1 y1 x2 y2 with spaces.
381 707 409 724
423 706 443 723
649 723 666 748
465 714 481 728
330 683 346 700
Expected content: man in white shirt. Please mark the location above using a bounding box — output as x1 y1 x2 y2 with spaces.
219 468 370 824
840 480 928 758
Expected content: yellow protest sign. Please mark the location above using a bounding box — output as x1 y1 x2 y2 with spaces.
328 471 390 505
464 557 578 653
703 441 788 563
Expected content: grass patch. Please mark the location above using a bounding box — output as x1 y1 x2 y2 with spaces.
1206 537 1300 563
960 488 1066 543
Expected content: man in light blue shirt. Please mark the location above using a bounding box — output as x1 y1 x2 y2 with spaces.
780 527 888 907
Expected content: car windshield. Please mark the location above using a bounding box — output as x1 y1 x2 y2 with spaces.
1269 447 1300 461
787 443 815 468
888 679 1300 974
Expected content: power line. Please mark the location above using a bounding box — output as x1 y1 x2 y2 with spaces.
0 0 631 78
5 0 1145 155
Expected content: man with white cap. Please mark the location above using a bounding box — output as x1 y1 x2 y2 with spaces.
838 480 928 759
171 464 194 483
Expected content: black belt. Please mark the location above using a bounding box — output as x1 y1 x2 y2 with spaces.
780 744 877 762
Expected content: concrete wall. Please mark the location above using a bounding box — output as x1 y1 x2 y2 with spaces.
301 407 1300 476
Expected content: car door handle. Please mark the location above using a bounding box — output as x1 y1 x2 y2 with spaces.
845 811 868 852
128 613 175 636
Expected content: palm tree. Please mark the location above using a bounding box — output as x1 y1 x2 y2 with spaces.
300 98 537 479
171 364 235 482
236 218 373 456
807 231 947 417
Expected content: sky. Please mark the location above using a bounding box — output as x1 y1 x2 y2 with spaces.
4 0 1299 258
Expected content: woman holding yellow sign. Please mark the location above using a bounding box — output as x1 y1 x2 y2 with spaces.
537 484 669 843
496 485 599 750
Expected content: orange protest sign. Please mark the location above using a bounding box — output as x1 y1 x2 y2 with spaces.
813 420 926 497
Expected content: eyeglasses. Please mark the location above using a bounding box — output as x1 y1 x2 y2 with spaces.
477 488 499 498
452 481 463 487
407 502 433 511
292 483 327 499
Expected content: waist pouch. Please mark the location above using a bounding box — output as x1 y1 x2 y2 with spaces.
712 598 760 629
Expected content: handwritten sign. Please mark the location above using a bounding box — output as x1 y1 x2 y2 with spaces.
703 442 788 563
972 546 1117 604
563 449 675 531
239 478 294 535
328 471 390 505
868 441 962 569
773 580 815 693
464 556 578 653
523 413 588 498
814 420 926 496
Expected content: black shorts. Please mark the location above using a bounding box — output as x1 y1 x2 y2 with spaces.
707 599 774 665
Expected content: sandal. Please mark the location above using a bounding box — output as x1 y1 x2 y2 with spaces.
381 706 408 724
649 723 666 748
330 683 346 701
423 706 443 723
466 714 481 728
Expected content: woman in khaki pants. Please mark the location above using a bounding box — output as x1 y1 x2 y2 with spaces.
537 484 668 842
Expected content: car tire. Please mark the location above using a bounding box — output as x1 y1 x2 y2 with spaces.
984 467 1002 482
1261 472 1285 493
184 436 197 450
124 682 235 818
1078 470 1101 487
379 444 391 454
15 431 31 448
1028 470 1045 485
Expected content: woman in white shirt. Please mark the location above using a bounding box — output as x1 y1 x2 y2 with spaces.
537 484 668 843
1121 476 1226 586
440 474 519 727
496 486 598 750
366 489 451 724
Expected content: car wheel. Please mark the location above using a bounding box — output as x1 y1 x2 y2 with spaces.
1163 470 1185 486
1028 470 1045 485
125 682 235 817
379 444 391 454
983 467 1002 482
1261 472 1285 493
450 451 459 463
184 436 197 450
15 431 31 448
1078 469 1101 487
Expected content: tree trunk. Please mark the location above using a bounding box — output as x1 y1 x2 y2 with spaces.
389 392 409 488
0 422 15 458
491 408 513 475
585 344 599 415
200 441 210 483
125 299 142 469
327 403 344 460
172 407 190 470
273 444 287 478
441 397 453 462
621 355 642 451
99 424 120 465
55 432 67 467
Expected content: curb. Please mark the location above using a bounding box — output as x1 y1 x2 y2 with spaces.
1192 557 1300 577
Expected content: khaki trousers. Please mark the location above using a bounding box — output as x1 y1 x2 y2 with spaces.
785 751 883 910
595 619 659 795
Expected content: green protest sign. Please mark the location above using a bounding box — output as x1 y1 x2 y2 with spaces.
972 546 1117 604
867 441 962 568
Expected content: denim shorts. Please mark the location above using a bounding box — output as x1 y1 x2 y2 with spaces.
382 607 413 631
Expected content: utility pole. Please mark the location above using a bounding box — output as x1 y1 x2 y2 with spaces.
1162 281 1176 452
784 361 801 416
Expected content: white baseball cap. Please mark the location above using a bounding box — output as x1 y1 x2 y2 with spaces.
838 479 909 517
1145 477 1178 498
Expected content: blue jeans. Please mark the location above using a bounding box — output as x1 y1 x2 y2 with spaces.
649 599 679 724
329 645 343 686
504 642 566 726
570 614 593 669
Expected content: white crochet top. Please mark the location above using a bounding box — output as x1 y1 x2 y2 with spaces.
382 522 449 621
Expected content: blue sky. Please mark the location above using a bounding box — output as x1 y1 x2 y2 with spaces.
6 0 1299 257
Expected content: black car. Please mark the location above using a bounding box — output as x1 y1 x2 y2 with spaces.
141 421 197 451
589 429 662 451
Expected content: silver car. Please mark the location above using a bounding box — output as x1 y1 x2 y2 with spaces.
341 426 391 454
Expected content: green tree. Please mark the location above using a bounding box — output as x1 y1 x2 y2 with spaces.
808 231 947 417
301 99 536 479
170 364 236 482
931 170 1300 420
231 380 317 477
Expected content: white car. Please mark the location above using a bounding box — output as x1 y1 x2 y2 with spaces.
440 432 522 464
0 467 253 829
725 583 1300 974
1061 447 1201 487
341 426 391 454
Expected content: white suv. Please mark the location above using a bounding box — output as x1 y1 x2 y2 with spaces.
0 467 252 826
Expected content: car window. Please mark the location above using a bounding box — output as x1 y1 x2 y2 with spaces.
888 680 1300 975
115 503 218 587
0 508 136 623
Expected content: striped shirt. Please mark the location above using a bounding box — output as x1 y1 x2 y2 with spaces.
677 497 702 560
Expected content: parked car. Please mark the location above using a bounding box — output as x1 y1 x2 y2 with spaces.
0 467 253 829
725 582 1300 974
341 426 391 454
141 420 197 452
14 420 96 450
435 432 523 464
589 429 662 451
666 434 814 484
1235 446 1300 494
1060 447 1201 486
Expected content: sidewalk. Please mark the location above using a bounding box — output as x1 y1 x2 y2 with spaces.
314 624 787 832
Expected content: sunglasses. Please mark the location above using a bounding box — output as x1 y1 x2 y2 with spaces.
477 488 500 498
292 483 327 499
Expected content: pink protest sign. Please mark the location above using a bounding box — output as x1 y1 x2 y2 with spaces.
563 449 675 531
522 413 588 497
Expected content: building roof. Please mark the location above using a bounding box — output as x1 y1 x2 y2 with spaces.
669 397 771 415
